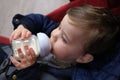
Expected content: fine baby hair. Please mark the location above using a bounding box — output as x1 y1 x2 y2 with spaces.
67 4 120 57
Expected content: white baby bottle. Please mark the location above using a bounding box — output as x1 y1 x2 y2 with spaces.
11 32 51 60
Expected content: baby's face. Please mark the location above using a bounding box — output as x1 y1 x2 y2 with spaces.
50 15 90 64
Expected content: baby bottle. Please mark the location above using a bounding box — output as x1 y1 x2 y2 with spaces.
11 32 72 68
11 32 51 60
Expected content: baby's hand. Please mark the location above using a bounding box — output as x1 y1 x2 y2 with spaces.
10 24 32 40
10 46 37 70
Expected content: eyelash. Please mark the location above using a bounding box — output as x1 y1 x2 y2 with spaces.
62 35 67 43
58 27 67 43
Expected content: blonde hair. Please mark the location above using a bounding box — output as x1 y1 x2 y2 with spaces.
67 5 120 55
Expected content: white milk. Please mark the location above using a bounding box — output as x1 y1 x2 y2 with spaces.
11 33 51 60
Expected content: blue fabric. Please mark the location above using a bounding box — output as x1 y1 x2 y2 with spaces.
73 43 120 80
8 63 41 80
6 13 120 80
12 14 58 37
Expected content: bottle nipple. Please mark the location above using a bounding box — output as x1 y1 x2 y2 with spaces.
37 33 51 58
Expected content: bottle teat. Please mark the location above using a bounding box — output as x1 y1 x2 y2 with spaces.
37 33 51 58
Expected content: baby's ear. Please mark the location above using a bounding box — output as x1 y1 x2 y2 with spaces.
76 53 94 63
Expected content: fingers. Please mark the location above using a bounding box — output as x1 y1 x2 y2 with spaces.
10 29 21 40
10 25 23 40
17 48 25 60
10 56 22 70
21 29 32 40
10 56 27 70
24 46 37 63
10 24 32 40
27 48 37 62
29 48 36 60
10 46 37 70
